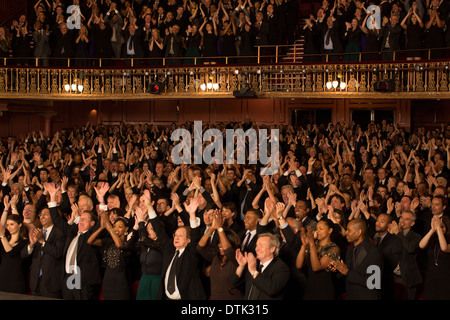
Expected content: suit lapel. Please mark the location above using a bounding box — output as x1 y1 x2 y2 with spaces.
356 245 368 268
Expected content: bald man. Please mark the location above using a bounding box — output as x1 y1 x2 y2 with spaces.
331 218 383 300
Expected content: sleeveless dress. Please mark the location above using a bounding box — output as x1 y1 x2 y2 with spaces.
405 23 424 58
423 243 450 300
100 237 132 300
0 239 28 294
303 241 341 300
202 32 218 63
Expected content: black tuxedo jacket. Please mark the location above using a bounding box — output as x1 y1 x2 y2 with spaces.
150 216 207 300
377 232 403 299
49 206 102 287
121 29 145 58
345 239 383 300
396 230 423 289
231 257 290 300
238 229 258 255
21 225 65 294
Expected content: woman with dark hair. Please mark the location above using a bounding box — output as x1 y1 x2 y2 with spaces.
133 206 167 300
88 212 134 300
296 218 341 300
0 213 29 294
197 210 244 300
419 215 450 299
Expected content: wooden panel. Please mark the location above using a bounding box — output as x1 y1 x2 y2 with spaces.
246 99 276 122
213 99 243 123
153 100 179 123
125 101 151 122
182 99 211 122
99 101 124 123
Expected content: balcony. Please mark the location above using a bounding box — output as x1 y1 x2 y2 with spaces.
1 48 450 100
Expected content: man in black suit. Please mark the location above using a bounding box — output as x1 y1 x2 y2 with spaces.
253 11 270 62
163 24 183 66
380 14 402 61
373 213 403 300
45 182 102 300
331 218 384 300
232 232 290 300
21 207 65 299
150 196 206 300
319 16 344 62
390 210 423 300
235 169 262 223
121 22 144 66
52 22 75 66
239 209 262 255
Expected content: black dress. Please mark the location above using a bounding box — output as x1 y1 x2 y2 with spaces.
406 23 424 58
238 29 255 64
74 39 91 67
363 30 380 61
423 243 450 300
100 237 133 300
302 26 320 63
0 239 28 294
148 40 164 65
202 32 218 63
220 32 237 59
302 242 340 300
425 23 445 59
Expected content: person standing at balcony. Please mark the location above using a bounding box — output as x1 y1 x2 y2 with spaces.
33 21 51 67
149 28 164 65
401 7 424 60
74 25 91 67
0 27 11 63
361 11 381 61
253 11 270 62
424 8 446 59
220 18 237 64
199 18 219 64
344 18 362 61
52 22 76 67
380 14 402 61
163 24 184 66
184 24 202 65
104 5 125 60
238 21 255 63
319 15 344 62
121 19 144 66
92 17 114 67
301 11 321 63
12 22 32 66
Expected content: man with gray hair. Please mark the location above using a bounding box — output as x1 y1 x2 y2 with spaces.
232 232 290 300
389 209 423 300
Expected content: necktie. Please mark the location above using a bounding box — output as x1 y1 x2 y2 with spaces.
129 35 134 51
376 236 382 247
325 29 331 46
167 250 180 294
242 231 251 251
351 246 358 269
39 229 47 277
67 232 81 273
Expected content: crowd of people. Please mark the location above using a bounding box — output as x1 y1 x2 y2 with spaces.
301 0 450 62
0 119 448 301
0 0 298 66
1 0 449 67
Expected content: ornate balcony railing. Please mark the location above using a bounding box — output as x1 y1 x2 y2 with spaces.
1 58 450 100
